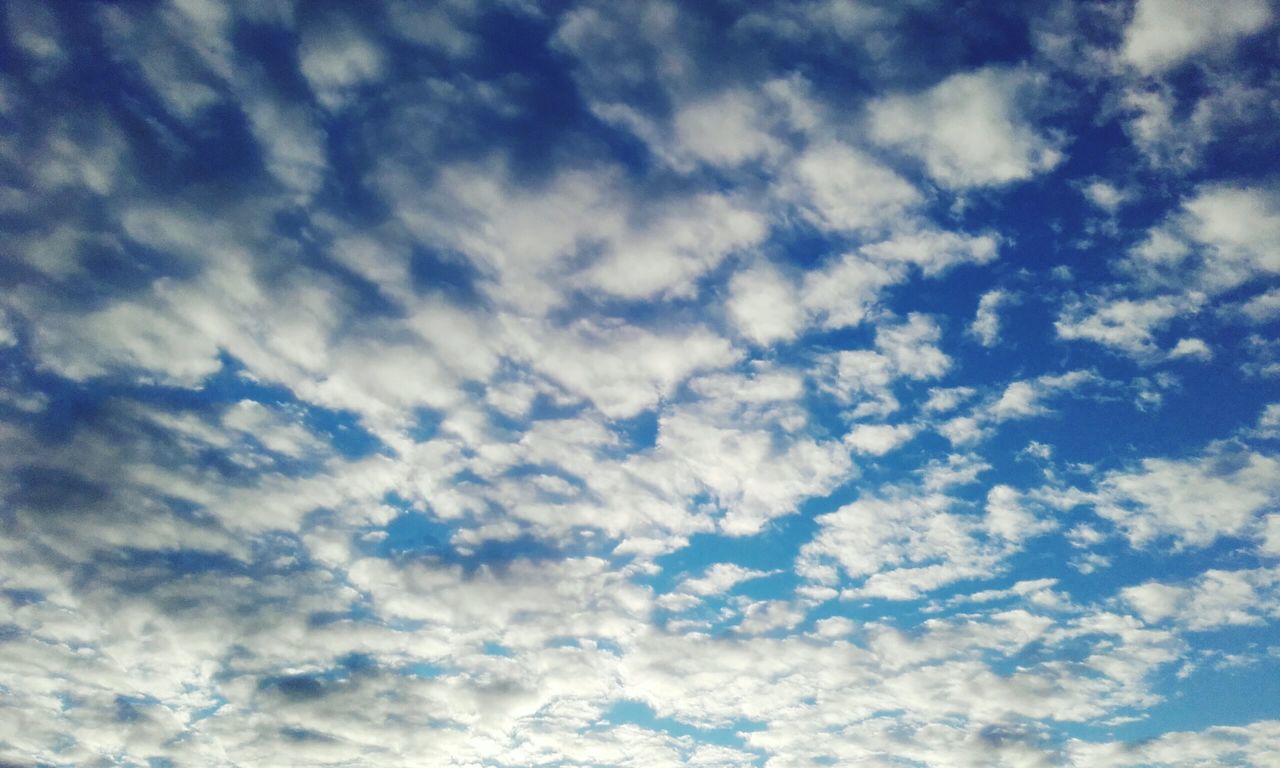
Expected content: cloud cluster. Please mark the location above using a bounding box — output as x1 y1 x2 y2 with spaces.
1 1 1279 766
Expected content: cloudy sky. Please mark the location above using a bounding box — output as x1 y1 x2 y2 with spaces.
2 0 1280 765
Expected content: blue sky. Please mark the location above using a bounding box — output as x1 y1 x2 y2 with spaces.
2 0 1280 765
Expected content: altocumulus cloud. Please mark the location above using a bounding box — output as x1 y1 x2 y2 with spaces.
2 1 1280 766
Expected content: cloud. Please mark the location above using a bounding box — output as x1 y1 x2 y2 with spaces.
1093 444 1280 549
799 485 1015 600
801 253 903 330
1240 288 1280 323
1081 179 1132 212
1121 0 1273 74
650 371 854 536
671 88 784 169
845 423 917 456
6 0 67 71
1068 720 1280 767
1122 567 1278 630
969 288 1011 347
922 386 977 414
531 320 740 419
1124 184 1280 294
814 313 951 420
1055 294 1203 358
800 230 998 332
789 140 922 231
869 66 1064 188
4 3 1280 766
1167 337 1212 361
670 563 777 599
936 370 1101 445
859 228 1000 277
1120 74 1272 172
875 313 950 380
299 15 386 110
985 484 1055 543
576 192 769 301
726 262 806 345
221 400 323 459
27 295 224 386
1057 183 1280 363
391 161 768 310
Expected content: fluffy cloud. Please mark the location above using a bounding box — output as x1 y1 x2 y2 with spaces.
298 14 385 110
727 262 806 345
797 468 1050 601
1125 184 1280 294
1055 293 1203 358
936 370 1100 445
969 288 1010 347
1121 0 1273 73
1122 567 1279 630
1093 444 1280 549
789 140 922 230
869 66 1064 188
4 2 1280 766
845 422 917 456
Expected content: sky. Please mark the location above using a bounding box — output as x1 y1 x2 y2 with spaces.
1 0 1280 765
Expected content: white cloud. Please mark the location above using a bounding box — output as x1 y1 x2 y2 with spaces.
875 313 950 380
801 254 902 330
789 140 921 231
240 91 328 196
985 485 1055 542
814 314 950 420
396 162 767 310
7 4 1280 766
1263 514 1280 556
800 230 998 332
869 66 1064 188
671 563 776 599
1120 76 1268 171
922 386 977 414
1055 294 1203 358
859 228 999 277
578 192 769 301
1255 403 1280 439
96 2 230 121
1241 288 1280 323
299 17 385 110
7 0 66 70
736 600 807 634
935 370 1099 446
671 88 783 168
1068 720 1280 767
650 384 853 536
992 370 1097 421
969 288 1010 347
1121 0 1273 73
845 423 917 456
530 320 740 419
1081 179 1131 212
0 310 17 347
726 262 806 345
221 400 321 458
800 489 1010 601
1167 337 1212 361
1126 184 1280 294
1094 445 1280 549
385 0 477 56
27 296 223 386
1122 568 1278 630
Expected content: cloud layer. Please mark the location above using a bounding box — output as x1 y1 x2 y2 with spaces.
1 1 1279 766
